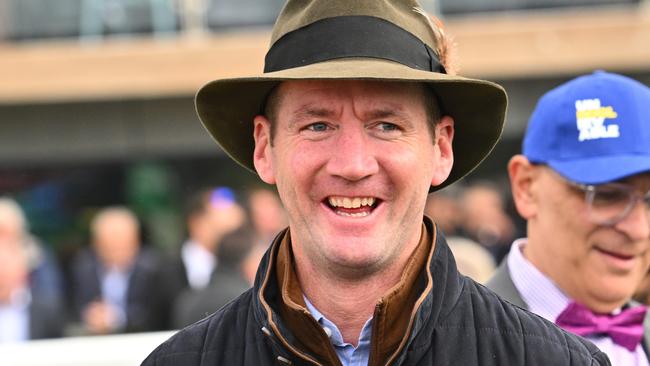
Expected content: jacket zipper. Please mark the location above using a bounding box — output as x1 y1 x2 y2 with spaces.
257 238 323 366
383 224 438 366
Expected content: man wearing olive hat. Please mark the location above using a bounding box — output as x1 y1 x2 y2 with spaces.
143 1 609 365
488 71 650 365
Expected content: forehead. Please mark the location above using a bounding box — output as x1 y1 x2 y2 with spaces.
95 213 137 233
273 79 427 111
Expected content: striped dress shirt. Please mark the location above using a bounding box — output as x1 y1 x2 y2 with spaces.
508 238 649 366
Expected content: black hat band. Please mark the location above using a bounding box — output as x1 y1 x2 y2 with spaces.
264 15 446 74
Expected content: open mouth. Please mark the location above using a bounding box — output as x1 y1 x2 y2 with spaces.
325 196 381 217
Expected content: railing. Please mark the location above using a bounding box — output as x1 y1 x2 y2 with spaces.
0 331 176 366
0 0 285 41
1 0 644 42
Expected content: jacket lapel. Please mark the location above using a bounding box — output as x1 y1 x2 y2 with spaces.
487 252 650 359
485 259 528 310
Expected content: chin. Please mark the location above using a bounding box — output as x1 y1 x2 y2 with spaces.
590 280 636 307
325 248 386 273
329 249 383 266
332 258 385 277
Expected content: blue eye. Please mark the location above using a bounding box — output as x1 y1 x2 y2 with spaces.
307 122 329 132
378 122 399 131
369 121 404 140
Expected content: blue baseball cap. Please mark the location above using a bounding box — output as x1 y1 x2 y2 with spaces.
523 71 650 184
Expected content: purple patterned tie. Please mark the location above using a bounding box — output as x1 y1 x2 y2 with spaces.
555 302 647 351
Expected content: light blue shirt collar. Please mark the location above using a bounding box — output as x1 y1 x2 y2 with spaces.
304 295 372 366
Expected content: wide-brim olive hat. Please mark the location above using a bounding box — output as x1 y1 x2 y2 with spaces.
196 0 507 191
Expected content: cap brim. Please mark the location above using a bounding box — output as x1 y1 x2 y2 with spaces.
548 154 650 185
195 58 507 191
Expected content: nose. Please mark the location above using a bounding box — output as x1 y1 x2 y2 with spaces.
615 200 650 241
325 123 379 182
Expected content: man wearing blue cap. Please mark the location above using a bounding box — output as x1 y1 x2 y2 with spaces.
488 71 650 365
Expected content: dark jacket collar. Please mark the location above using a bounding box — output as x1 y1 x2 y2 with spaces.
251 216 465 365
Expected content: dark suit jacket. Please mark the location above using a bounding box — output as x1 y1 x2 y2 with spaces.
158 251 191 328
486 260 650 356
29 291 65 339
70 247 167 332
171 264 251 329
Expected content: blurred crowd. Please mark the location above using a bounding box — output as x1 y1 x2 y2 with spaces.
0 186 285 342
7 179 647 343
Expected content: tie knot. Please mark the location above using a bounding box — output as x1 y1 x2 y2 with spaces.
595 321 610 334
556 302 647 352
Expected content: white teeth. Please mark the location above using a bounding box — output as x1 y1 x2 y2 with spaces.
352 197 361 208
327 196 376 209
338 211 370 217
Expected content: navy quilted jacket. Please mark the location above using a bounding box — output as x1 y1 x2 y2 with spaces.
142 220 609 366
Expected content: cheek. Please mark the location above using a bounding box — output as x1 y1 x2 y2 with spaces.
542 191 579 228
273 144 321 202
540 199 591 255
633 245 650 275
382 144 436 186
287 141 330 177
276 137 316 166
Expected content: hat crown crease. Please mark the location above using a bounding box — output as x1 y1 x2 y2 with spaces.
271 0 440 54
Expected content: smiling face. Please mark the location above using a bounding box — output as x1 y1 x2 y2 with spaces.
253 80 454 278
510 157 650 312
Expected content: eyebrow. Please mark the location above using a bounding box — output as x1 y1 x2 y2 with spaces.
363 108 408 121
363 107 415 131
295 106 336 119
286 105 335 129
288 104 411 127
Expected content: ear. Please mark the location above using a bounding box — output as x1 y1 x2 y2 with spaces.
430 115 455 186
508 155 538 219
253 115 276 185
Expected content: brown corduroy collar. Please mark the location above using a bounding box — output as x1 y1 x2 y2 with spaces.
274 222 433 366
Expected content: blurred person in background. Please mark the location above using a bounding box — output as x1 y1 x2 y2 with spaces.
446 236 496 284
70 206 166 334
168 187 246 294
424 185 463 236
0 238 64 342
458 182 515 263
160 187 246 329
246 187 288 247
0 197 64 306
240 243 267 285
172 227 255 328
487 71 650 365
